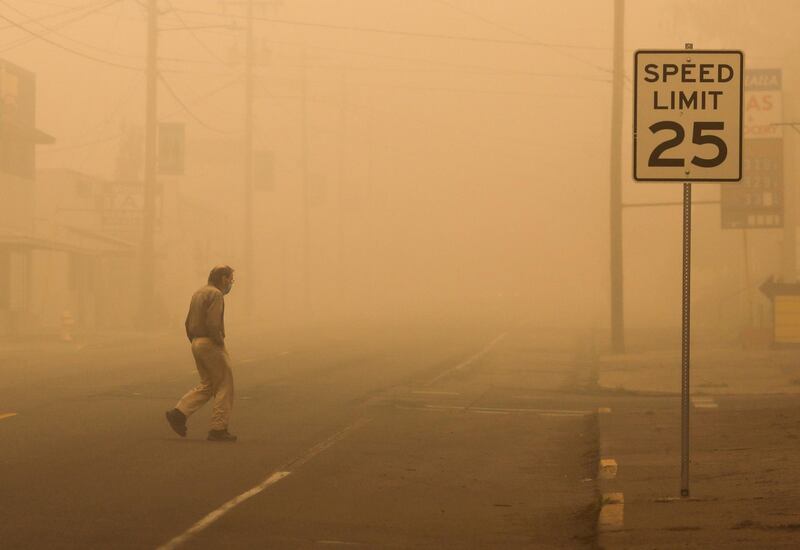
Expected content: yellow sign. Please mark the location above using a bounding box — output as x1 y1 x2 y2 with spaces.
634 50 743 182
774 295 800 345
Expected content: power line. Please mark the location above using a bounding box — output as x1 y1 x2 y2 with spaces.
430 0 612 74
0 0 126 53
173 7 613 55
163 0 230 65
157 71 238 134
0 3 239 75
285 40 611 83
1 2 611 82
0 0 145 61
0 0 109 31
0 6 141 70
43 74 243 154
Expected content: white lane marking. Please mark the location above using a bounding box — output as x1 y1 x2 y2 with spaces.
157 418 370 550
411 390 461 396
284 418 371 471
692 396 718 409
426 333 507 386
418 404 590 416
239 358 258 364
157 471 291 550
0 412 18 421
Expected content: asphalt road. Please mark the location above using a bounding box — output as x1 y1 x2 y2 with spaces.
0 320 601 549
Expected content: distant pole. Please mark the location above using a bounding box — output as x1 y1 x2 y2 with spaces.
301 48 310 318
243 0 255 316
139 0 158 328
609 0 625 353
742 229 753 326
337 69 348 303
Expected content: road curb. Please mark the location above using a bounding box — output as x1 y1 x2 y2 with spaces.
596 406 624 542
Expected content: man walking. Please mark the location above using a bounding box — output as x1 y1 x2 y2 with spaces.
165 265 237 442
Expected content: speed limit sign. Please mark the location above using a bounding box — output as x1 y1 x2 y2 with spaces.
634 50 743 181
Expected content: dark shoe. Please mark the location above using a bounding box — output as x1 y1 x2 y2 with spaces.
207 429 237 442
165 408 187 437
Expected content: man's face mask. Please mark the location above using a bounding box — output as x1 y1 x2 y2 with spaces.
223 279 234 295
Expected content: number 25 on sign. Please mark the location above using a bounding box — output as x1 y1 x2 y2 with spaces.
634 50 743 182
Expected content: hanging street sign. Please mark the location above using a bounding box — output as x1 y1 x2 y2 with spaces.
634 50 744 182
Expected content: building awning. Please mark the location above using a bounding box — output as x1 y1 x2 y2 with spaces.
1 118 55 144
0 227 134 255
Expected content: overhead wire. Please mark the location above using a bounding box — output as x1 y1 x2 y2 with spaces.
1 0 144 62
162 0 231 65
0 2 239 76
157 71 239 134
0 5 142 70
267 38 611 83
0 0 126 53
0 0 110 31
2 2 614 83
172 7 615 54
44 73 243 154
430 0 612 74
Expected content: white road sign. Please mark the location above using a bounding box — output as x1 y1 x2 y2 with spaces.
634 50 743 182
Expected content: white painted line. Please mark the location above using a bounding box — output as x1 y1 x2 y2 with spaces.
0 412 18 422
239 358 258 364
692 396 718 409
276 351 290 357
598 407 612 414
411 390 461 396
157 418 370 550
424 404 465 411
420 404 591 416
157 471 291 550
426 333 507 386
283 417 371 471
476 406 589 415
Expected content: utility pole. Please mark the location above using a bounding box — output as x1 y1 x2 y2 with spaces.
301 48 310 318
609 0 625 353
140 0 158 328
337 69 348 305
780 116 797 283
243 0 255 315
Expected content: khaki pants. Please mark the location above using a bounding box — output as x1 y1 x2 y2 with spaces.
176 337 234 431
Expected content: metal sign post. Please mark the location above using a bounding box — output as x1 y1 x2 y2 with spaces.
680 178 691 497
634 44 744 498
679 42 693 501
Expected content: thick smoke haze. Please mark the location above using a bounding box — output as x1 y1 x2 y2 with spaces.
1 0 798 341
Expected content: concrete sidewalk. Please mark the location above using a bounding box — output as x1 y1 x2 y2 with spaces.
0 329 172 357
596 345 800 549
599 346 800 395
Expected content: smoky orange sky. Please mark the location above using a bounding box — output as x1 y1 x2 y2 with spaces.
2 0 798 335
